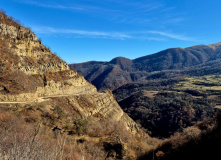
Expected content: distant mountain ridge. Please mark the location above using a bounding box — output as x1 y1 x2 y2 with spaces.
70 43 221 90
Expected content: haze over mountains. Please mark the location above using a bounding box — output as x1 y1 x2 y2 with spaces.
70 42 221 91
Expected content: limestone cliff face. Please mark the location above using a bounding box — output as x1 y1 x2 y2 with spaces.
0 13 97 101
0 23 69 74
0 12 138 133
55 90 138 133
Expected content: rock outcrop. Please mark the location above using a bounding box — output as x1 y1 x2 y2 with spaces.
66 90 138 132
0 11 138 133
0 13 97 101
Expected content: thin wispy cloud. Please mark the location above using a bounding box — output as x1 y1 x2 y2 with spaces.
32 26 195 41
19 0 127 14
20 0 82 10
138 3 162 13
21 0 191 41
159 7 176 13
18 0 169 24
17 0 187 28
32 26 131 40
5 0 219 63
148 31 194 41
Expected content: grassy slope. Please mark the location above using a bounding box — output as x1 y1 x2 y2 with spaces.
174 75 221 91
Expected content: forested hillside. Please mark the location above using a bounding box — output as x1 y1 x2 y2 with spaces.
70 43 221 91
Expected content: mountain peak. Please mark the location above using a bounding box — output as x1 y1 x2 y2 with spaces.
109 57 132 70
110 56 131 63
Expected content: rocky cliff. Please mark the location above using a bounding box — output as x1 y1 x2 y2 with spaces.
0 11 138 134
0 12 96 101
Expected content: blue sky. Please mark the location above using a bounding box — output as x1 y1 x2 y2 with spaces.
1 0 221 63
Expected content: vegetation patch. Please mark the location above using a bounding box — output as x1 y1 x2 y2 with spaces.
174 75 221 92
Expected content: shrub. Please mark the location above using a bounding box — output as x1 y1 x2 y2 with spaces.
53 106 65 119
0 8 6 14
74 119 88 135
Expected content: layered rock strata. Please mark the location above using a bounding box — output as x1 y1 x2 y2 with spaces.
0 12 138 133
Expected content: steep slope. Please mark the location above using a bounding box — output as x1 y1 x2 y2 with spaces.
0 11 146 159
0 14 99 101
0 10 139 130
70 43 221 91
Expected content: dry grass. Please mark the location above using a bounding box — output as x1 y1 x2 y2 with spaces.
174 75 221 91
142 90 159 98
0 94 160 160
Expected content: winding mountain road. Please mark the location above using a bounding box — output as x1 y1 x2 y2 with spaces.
0 91 100 104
